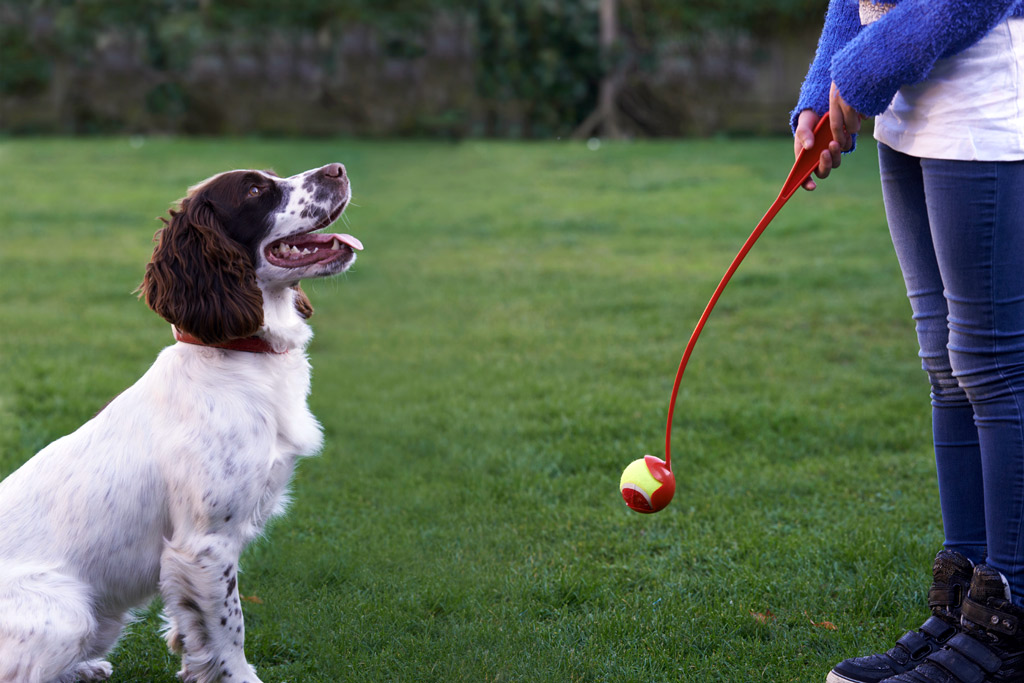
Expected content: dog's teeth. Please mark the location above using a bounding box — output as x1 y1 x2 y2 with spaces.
330 239 341 251
272 241 327 260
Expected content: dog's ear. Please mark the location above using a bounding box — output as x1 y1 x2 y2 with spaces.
292 284 314 320
139 195 264 345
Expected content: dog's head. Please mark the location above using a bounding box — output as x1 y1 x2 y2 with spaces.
140 164 361 345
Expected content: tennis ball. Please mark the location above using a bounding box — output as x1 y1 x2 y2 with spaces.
619 455 675 513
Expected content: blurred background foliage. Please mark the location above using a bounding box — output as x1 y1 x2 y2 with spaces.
0 0 827 137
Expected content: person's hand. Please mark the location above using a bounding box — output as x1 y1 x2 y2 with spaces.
829 81 864 152
794 109 843 191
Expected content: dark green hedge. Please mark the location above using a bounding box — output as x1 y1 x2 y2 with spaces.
0 0 826 135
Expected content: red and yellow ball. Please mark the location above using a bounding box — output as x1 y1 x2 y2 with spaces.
619 455 675 513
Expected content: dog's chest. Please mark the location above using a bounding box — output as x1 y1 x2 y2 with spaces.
183 347 321 453
245 359 323 532
152 346 325 534
266 353 323 458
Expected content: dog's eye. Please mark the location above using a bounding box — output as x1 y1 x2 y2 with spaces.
248 185 261 197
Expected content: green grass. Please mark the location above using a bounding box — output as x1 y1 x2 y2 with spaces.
0 134 940 682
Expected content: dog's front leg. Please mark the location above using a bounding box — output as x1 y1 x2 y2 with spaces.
160 535 262 683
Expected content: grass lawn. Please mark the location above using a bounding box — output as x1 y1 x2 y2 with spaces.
0 133 941 682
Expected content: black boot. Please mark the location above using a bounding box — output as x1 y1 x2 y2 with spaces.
826 550 973 683
880 564 1024 682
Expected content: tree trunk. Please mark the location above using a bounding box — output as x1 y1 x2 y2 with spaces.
573 0 622 139
598 0 622 138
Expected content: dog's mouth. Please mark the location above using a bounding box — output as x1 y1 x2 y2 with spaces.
265 204 362 269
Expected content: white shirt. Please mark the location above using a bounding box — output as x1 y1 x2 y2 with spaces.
872 17 1024 161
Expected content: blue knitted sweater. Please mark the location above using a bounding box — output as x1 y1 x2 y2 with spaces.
792 0 1024 131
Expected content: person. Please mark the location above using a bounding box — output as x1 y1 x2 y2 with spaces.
791 1 1024 682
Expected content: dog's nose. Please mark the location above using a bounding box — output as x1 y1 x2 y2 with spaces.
323 163 346 180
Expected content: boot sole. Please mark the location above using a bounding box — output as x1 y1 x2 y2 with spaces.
826 671 865 683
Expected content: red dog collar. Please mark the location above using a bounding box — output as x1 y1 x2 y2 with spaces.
173 327 282 354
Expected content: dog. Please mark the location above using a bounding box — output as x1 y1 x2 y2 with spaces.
0 163 362 683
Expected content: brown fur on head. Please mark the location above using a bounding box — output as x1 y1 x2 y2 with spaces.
139 193 264 346
138 165 356 346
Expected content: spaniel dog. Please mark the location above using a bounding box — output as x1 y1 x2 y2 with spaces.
0 164 362 683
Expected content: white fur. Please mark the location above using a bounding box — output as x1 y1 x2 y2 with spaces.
0 165 355 683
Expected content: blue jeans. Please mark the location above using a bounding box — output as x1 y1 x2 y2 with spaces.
878 142 1024 604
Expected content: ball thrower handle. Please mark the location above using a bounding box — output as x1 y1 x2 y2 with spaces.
663 112 836 470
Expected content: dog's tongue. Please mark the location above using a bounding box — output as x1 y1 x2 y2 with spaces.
267 231 364 268
333 233 363 251
285 232 363 251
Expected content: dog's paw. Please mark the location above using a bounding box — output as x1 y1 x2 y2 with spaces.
68 660 113 682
